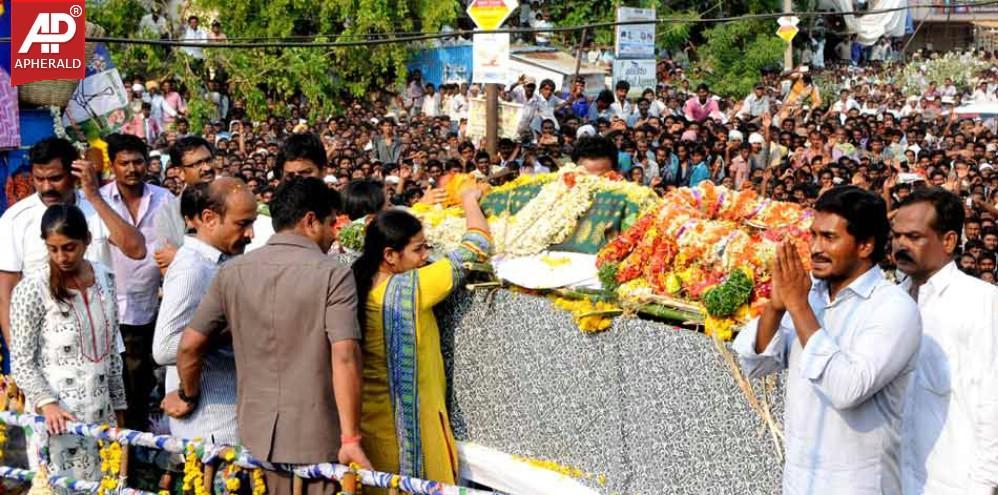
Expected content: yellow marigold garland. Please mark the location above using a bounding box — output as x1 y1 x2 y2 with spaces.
96 439 122 495
221 464 241 494
251 468 266 495
551 296 618 333
182 444 208 495
0 422 7 462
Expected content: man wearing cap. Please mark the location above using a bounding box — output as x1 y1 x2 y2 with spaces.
737 83 771 123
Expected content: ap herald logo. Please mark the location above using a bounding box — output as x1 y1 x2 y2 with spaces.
11 0 86 86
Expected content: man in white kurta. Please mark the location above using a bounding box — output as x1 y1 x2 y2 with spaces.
891 188 998 494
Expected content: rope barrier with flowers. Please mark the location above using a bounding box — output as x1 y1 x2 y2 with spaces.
0 411 500 495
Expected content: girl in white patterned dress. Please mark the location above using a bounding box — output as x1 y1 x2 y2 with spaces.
10 205 126 481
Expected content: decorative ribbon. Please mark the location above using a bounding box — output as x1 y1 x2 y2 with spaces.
0 412 498 495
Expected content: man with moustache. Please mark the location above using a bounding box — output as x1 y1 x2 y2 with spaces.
154 136 217 271
0 137 145 373
733 186 922 494
891 187 998 494
99 133 174 431
156 178 256 446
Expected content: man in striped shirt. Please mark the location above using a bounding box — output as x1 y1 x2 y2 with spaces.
153 178 257 444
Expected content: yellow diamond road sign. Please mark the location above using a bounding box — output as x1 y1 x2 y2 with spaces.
467 0 518 31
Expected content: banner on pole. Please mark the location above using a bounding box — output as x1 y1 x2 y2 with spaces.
466 97 523 141
472 32 509 84
615 7 656 59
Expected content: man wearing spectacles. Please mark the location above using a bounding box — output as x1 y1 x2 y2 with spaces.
153 136 216 271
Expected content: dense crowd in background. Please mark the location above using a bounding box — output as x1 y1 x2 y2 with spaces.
103 30 998 286
1 7 998 494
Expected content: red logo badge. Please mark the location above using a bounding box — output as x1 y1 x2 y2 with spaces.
11 0 86 86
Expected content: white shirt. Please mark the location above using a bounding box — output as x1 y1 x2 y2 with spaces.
153 236 238 445
610 98 634 120
447 92 468 121
245 212 274 253
832 97 861 114
100 182 173 325
900 262 998 495
421 93 441 117
0 192 111 276
181 26 208 59
733 266 922 495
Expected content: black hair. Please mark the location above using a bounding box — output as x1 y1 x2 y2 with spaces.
596 89 615 105
344 179 386 221
814 186 890 263
540 79 556 90
351 209 424 330
169 136 213 169
29 137 78 172
615 80 630 92
270 176 342 232
896 187 965 238
572 136 619 171
275 133 328 179
105 133 149 164
40 205 90 304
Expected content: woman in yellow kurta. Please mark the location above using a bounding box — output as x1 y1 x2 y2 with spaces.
352 187 490 490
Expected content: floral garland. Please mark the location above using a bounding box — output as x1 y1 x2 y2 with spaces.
597 182 812 340
491 165 599 256
182 444 208 495
48 106 68 140
251 468 266 495
551 296 618 333
96 436 123 495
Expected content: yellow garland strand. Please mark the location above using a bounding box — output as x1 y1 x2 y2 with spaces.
551 296 618 333
251 468 266 495
0 423 7 462
96 439 122 495
182 444 208 495
511 454 607 485
222 463 242 494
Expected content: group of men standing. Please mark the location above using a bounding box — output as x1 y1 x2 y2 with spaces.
0 133 367 495
734 185 997 494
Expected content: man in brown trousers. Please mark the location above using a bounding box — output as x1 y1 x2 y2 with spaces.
176 177 369 495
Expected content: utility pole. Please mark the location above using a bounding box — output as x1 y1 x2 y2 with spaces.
784 0 794 71
486 83 498 156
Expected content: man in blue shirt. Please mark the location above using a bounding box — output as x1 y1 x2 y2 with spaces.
734 186 921 494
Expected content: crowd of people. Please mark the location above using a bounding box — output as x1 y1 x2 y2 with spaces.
1 35 997 494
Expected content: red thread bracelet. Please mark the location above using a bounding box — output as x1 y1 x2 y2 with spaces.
340 434 362 445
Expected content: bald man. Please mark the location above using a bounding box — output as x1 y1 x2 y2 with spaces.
153 177 256 445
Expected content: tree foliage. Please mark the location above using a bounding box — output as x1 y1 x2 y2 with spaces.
696 19 785 97
88 0 460 129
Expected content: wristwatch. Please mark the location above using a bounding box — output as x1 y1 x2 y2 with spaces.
178 386 200 408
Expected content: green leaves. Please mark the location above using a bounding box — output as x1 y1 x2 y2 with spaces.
696 19 784 97
703 268 753 317
89 0 461 128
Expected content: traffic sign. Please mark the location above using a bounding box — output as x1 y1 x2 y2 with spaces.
776 16 799 43
467 0 518 31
